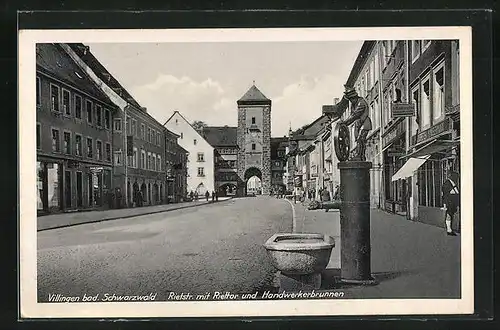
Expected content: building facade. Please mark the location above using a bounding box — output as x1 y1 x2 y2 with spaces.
405 40 460 225
200 126 241 197
36 43 118 214
63 43 167 208
236 85 272 196
270 137 288 195
171 141 189 203
164 111 215 196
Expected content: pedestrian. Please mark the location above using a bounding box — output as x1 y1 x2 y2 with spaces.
205 190 210 202
322 188 331 202
333 184 340 200
442 171 460 236
211 190 215 202
194 191 199 201
189 190 194 201
137 191 143 207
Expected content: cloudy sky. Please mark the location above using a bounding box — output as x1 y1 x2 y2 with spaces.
87 41 362 137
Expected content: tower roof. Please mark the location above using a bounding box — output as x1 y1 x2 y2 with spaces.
237 84 271 105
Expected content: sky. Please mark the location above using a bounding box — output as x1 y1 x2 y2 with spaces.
87 41 363 137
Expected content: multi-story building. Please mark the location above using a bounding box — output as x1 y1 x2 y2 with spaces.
270 137 288 195
172 142 189 203
403 40 460 225
164 111 215 196
36 43 118 214
164 128 183 203
200 126 240 197
63 43 167 208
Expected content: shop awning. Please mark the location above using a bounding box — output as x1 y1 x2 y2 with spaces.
391 155 431 182
405 139 459 159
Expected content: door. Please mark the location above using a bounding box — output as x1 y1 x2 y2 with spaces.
76 172 83 208
64 170 72 210
88 173 94 207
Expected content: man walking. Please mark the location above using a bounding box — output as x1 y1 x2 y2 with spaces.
442 171 460 236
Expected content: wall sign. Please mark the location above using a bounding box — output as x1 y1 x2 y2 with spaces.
391 102 416 118
412 117 453 146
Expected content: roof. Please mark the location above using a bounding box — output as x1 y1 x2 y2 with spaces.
346 41 377 87
237 85 271 105
202 126 238 147
164 111 214 148
36 43 115 107
66 43 143 110
291 115 329 139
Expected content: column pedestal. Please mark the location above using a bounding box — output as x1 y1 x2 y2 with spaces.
338 161 377 285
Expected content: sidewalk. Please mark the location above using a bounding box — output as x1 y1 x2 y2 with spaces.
294 204 461 298
37 198 232 231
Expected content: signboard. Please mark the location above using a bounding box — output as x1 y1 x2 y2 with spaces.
382 120 405 148
387 149 405 157
412 118 453 146
391 102 416 118
294 176 302 187
90 166 103 173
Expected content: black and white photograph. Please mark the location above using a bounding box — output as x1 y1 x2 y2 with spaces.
19 27 473 318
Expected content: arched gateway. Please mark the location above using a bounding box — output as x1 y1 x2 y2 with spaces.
236 85 272 196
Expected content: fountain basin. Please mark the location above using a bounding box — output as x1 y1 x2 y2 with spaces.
264 233 335 275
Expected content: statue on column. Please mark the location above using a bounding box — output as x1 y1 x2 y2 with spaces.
332 85 372 162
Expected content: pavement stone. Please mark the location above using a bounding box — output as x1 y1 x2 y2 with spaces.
37 198 232 231
294 203 461 298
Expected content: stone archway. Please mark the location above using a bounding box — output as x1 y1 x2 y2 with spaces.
244 167 262 196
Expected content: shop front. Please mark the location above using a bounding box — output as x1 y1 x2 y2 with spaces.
393 117 460 226
37 156 112 215
381 119 408 216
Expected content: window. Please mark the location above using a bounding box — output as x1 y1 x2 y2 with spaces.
114 150 123 166
131 119 136 136
96 104 103 127
147 152 151 170
96 140 102 160
75 95 82 119
411 40 421 63
105 142 111 162
86 138 93 158
197 167 205 177
113 118 122 132
75 134 82 156
421 76 431 128
433 63 445 122
157 155 161 172
422 40 431 53
86 100 93 123
194 139 197 145
104 109 110 129
147 127 151 143
180 132 183 139
63 131 71 154
62 89 71 116
36 123 41 149
411 87 420 136
251 117 256 124
141 124 145 140
141 149 146 169
252 143 256 151
126 116 131 134
50 84 60 112
51 129 60 152
197 152 204 162
36 77 41 106
133 147 138 168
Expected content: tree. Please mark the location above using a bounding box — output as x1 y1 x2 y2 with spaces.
192 120 208 133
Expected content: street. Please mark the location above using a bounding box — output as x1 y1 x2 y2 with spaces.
37 197 291 302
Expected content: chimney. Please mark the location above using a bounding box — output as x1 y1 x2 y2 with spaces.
141 107 147 113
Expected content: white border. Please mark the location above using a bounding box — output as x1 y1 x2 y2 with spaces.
19 27 473 318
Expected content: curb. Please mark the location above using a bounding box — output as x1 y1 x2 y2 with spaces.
37 198 233 232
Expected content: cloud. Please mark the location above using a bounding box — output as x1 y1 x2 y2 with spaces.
131 73 345 137
271 74 344 136
131 74 236 126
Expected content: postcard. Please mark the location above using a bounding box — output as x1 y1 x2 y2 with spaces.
19 26 473 318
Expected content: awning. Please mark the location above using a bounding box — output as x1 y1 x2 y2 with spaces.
391 155 431 182
405 139 459 159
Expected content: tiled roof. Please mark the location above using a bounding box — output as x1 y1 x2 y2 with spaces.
36 43 115 106
66 43 143 110
238 85 270 102
202 126 238 147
